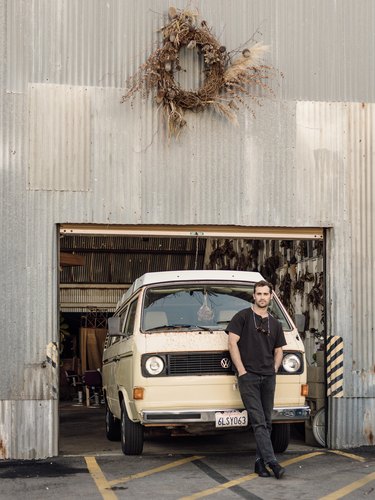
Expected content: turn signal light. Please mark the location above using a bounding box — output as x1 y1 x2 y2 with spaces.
133 387 144 400
301 384 309 397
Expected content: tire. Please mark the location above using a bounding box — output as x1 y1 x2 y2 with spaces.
120 400 144 455
271 423 290 453
105 403 121 441
312 408 326 447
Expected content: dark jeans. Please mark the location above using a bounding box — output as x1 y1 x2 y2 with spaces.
238 371 276 464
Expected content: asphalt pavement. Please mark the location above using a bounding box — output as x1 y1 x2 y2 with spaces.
0 404 374 500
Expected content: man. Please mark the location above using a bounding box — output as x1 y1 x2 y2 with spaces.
227 280 287 479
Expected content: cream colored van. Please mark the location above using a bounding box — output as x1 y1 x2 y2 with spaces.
102 270 310 455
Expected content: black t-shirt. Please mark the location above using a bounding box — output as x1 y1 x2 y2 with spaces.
226 308 287 375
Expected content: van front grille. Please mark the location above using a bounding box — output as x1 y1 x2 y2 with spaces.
141 351 235 377
168 352 234 376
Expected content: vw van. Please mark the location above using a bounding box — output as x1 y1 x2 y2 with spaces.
102 270 310 455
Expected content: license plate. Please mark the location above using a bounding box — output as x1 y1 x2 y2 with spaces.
215 410 248 428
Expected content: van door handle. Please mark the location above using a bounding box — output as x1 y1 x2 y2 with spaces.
114 356 120 362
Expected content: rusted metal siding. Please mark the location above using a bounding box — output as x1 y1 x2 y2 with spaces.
330 398 375 448
1 0 374 457
0 401 58 459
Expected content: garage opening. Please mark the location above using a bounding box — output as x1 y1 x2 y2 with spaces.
58 224 326 455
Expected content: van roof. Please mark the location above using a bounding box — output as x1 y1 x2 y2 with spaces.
117 270 264 307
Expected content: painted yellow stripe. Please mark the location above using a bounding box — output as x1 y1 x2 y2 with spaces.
327 369 344 382
330 388 344 398
319 470 375 499
328 369 344 382
327 450 366 462
326 336 342 348
180 452 324 500
327 353 344 372
328 378 344 393
180 472 259 499
85 456 117 500
328 389 344 398
327 377 344 394
327 343 344 364
109 455 205 487
328 377 344 393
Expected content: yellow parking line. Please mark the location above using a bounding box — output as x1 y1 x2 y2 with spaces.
85 456 117 500
180 471 258 500
180 451 325 500
279 451 325 467
327 450 366 462
319 470 375 499
108 455 205 487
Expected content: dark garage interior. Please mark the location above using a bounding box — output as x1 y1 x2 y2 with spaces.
58 229 326 454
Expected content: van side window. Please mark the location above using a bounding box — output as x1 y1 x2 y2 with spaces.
109 308 128 345
123 299 137 337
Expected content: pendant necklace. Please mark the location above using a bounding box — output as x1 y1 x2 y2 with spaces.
253 310 270 336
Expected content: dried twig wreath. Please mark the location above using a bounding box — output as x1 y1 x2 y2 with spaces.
122 7 274 137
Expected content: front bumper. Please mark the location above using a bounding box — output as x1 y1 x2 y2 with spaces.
141 406 310 425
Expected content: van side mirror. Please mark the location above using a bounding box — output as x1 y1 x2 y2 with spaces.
108 316 122 336
294 314 305 333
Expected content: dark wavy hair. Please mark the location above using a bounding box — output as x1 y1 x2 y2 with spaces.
254 280 273 294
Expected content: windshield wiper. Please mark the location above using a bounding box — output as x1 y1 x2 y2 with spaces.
144 324 213 332
144 324 172 331
193 324 213 332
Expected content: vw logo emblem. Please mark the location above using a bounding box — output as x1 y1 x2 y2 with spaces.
221 357 231 369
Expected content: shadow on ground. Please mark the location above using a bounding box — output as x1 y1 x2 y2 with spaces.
59 402 309 457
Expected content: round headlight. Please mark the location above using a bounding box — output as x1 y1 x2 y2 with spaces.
282 353 301 373
145 356 165 376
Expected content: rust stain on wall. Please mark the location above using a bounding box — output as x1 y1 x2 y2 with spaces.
364 410 374 445
365 429 374 445
0 438 6 459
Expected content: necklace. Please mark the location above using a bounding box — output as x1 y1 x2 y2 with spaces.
253 310 270 336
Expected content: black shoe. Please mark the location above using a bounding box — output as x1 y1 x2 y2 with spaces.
268 460 285 479
254 459 271 477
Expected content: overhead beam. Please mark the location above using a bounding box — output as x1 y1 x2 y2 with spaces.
60 248 205 255
60 224 324 240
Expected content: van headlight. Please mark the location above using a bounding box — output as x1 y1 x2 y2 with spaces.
144 356 165 376
282 353 302 373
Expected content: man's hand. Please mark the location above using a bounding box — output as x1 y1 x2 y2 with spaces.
228 332 247 376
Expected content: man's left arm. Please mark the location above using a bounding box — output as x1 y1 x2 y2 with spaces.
274 321 286 373
274 347 283 373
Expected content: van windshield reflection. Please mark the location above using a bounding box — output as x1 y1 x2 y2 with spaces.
141 283 291 332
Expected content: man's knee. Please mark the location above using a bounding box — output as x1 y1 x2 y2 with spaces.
251 421 268 432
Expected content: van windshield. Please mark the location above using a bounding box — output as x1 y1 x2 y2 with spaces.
141 283 292 332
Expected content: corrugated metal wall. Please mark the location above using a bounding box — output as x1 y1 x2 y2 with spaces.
340 102 375 448
297 102 375 448
1 0 374 457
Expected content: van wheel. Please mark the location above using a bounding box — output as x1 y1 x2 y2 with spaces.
105 403 121 441
120 400 144 455
271 423 290 453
